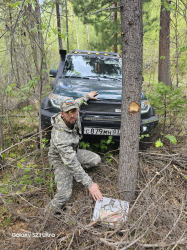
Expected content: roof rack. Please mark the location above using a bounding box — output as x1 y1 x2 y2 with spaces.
70 50 121 57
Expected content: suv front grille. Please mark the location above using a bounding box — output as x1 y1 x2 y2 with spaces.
80 99 121 113
83 117 121 122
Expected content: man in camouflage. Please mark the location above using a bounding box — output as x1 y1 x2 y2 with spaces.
45 91 103 213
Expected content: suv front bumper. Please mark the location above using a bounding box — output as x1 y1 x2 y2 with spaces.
41 109 159 136
80 111 158 136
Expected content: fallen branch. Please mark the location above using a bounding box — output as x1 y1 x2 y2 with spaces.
173 164 187 179
19 132 37 140
0 125 52 156
129 160 172 215
138 238 187 248
108 155 119 165
0 115 26 117
57 209 124 243
101 229 148 250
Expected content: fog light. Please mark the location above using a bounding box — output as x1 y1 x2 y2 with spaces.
142 126 147 132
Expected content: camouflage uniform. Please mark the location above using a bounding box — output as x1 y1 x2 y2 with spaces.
46 94 101 211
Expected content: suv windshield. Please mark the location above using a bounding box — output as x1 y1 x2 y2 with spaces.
63 55 122 78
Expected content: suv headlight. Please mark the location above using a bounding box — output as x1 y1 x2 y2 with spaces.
141 100 150 114
50 94 69 108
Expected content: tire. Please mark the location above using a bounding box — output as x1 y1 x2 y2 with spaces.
139 134 151 150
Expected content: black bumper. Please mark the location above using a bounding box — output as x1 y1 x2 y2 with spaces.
41 109 56 127
41 109 159 135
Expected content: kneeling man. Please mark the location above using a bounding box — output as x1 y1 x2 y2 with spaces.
45 91 103 213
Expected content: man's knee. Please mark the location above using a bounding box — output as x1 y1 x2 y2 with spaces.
58 189 72 203
77 149 101 167
92 154 101 166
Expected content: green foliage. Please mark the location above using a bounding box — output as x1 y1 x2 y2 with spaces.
17 163 24 169
24 168 31 173
139 134 149 141
147 81 187 119
80 100 88 105
23 105 33 112
162 0 172 11
5 85 13 94
22 185 27 192
2 153 5 160
3 217 12 226
178 45 187 53
73 0 156 52
155 138 164 148
20 175 32 185
79 141 90 149
20 76 40 94
92 136 114 153
104 153 114 164
41 137 49 148
165 134 177 144
68 220 74 225
155 134 178 147
10 1 21 8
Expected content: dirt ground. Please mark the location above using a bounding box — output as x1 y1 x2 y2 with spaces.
0 131 187 250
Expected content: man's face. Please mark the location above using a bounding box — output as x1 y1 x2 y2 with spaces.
61 108 79 128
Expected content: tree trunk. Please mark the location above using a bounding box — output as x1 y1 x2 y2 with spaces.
35 0 46 181
66 0 69 53
0 92 4 150
35 1 48 86
56 2 63 50
86 25 90 50
174 0 179 87
158 1 171 86
113 2 118 53
8 5 21 87
74 13 79 49
118 0 143 202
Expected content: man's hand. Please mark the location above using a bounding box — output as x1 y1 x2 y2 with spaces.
89 183 103 201
88 91 98 100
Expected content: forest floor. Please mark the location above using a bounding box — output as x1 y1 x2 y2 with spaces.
0 113 187 250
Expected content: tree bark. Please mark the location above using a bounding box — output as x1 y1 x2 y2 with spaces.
74 13 79 49
27 3 40 75
66 0 69 53
0 92 4 150
35 0 46 181
174 0 179 87
8 5 21 87
158 1 172 86
56 2 63 50
35 1 48 86
86 25 90 50
113 2 118 53
118 0 143 202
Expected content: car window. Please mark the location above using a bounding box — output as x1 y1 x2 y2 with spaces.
63 55 122 78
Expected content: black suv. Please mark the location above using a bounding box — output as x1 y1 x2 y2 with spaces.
41 50 159 139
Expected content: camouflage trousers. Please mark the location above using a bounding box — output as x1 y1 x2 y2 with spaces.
45 149 101 212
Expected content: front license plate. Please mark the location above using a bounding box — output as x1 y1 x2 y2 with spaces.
84 127 120 136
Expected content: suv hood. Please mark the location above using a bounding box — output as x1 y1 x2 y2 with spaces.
55 78 122 99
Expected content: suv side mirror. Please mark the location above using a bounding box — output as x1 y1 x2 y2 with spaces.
49 69 57 78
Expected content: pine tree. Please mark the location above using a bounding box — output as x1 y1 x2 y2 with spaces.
72 0 156 52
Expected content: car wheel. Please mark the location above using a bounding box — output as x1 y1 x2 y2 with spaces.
139 133 151 150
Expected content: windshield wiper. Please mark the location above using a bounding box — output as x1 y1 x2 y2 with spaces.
83 76 99 79
64 75 81 78
99 75 122 80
